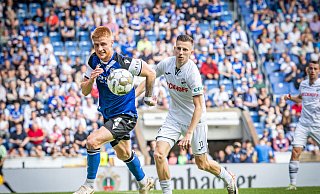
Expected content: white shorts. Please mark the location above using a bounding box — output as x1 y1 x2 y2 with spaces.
156 116 208 155
292 123 320 148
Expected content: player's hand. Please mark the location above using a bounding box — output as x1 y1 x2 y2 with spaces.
283 94 291 101
90 67 104 81
178 133 192 150
144 96 157 106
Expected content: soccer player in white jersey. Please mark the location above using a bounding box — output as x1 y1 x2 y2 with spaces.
136 35 238 194
283 61 320 190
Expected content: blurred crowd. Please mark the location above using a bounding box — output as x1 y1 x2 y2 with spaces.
0 0 319 163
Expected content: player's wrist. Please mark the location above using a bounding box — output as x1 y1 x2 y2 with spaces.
287 94 291 100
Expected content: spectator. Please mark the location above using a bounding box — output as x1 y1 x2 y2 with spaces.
32 8 45 32
27 122 46 157
241 141 257 163
137 35 152 52
248 13 265 40
168 151 178 165
231 25 248 44
272 35 287 54
213 85 229 107
60 19 76 42
9 123 32 157
218 57 233 80
243 87 258 110
280 15 294 34
273 130 289 152
8 101 23 128
177 149 188 165
74 125 88 155
46 9 59 32
255 139 274 163
0 113 9 139
230 142 242 163
280 55 297 82
200 56 219 80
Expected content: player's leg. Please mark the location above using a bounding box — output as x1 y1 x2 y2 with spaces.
287 123 309 190
154 117 181 194
74 125 114 194
310 126 320 147
113 139 154 194
190 123 238 194
154 141 172 194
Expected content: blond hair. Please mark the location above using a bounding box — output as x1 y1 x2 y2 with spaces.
91 26 113 40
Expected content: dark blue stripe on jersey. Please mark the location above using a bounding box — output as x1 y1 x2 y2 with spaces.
88 52 137 119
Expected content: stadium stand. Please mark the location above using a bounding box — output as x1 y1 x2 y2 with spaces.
0 0 319 166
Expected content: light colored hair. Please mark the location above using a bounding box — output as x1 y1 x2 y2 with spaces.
91 26 113 40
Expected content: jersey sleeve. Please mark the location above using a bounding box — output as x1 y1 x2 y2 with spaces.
187 65 204 96
84 53 96 79
118 55 143 76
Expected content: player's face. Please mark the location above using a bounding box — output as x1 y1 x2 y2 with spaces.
174 40 193 66
93 36 114 62
307 63 320 81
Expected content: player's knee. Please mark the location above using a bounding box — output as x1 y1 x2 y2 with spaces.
154 151 166 162
291 148 302 160
86 136 99 149
117 150 131 161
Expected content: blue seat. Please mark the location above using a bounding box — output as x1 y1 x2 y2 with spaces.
221 12 232 21
53 43 64 52
79 31 90 41
49 32 61 42
254 123 265 136
198 23 210 33
269 72 285 83
205 80 218 91
65 41 78 52
79 41 92 52
290 54 300 65
29 3 41 17
264 62 280 75
289 82 299 95
250 111 259 123
272 82 290 95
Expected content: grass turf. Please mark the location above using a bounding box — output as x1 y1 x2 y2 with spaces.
19 187 320 194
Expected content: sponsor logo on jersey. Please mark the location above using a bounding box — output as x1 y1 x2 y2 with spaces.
181 78 186 85
301 92 319 97
193 86 203 93
97 75 108 84
165 72 171 75
167 82 188 92
124 59 131 64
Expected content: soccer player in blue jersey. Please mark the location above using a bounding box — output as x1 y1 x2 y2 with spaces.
74 26 156 194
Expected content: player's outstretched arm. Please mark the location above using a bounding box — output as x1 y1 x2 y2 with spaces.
283 94 302 103
138 61 157 106
135 79 146 98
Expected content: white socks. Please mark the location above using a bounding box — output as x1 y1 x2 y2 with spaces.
138 176 147 188
218 167 233 184
84 178 95 188
160 180 172 194
289 160 299 185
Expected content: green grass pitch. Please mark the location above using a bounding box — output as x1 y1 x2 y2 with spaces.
19 187 320 194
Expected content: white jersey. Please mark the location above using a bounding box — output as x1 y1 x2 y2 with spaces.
154 56 206 125
298 78 320 127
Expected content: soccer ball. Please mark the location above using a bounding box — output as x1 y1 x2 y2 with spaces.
107 69 134 96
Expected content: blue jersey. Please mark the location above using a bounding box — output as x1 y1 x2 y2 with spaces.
84 52 143 119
